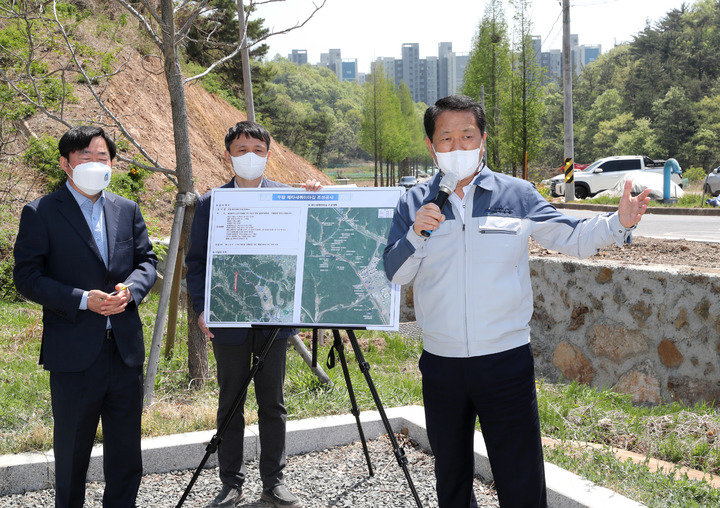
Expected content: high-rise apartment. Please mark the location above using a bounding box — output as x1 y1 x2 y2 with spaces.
438 42 453 99
401 43 421 101
288 49 307 65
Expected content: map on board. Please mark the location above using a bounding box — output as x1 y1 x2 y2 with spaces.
301 207 394 326
209 254 296 324
204 187 402 330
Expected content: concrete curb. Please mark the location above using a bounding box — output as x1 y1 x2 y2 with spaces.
0 406 645 507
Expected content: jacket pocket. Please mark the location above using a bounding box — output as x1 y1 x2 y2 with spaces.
115 237 133 252
470 217 523 264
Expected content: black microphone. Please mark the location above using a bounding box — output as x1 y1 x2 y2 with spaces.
420 172 459 237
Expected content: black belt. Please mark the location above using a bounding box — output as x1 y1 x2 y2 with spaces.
105 329 114 340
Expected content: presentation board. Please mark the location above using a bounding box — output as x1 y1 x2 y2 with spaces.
204 187 403 330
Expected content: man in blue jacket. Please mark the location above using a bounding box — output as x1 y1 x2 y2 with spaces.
14 126 158 508
383 95 651 508
186 121 320 508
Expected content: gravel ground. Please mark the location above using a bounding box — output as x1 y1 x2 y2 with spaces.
0 434 499 507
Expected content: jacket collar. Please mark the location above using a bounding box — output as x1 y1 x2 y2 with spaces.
471 164 496 192
55 184 106 265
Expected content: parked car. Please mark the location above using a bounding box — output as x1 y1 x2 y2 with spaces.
704 167 720 196
399 175 418 189
549 155 682 200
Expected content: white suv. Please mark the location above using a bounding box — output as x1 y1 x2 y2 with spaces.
550 155 682 200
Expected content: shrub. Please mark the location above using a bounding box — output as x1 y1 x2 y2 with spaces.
684 166 706 182
107 159 151 203
0 204 21 302
536 183 551 200
22 135 64 192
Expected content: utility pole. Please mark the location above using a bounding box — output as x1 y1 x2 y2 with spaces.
562 0 575 201
237 0 255 121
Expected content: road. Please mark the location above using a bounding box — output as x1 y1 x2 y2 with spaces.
560 209 720 243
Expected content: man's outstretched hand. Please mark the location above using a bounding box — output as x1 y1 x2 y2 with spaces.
618 179 651 228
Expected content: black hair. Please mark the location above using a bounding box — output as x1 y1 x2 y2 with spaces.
58 126 116 160
224 121 271 151
423 94 487 141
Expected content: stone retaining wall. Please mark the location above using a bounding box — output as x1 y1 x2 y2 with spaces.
399 258 720 405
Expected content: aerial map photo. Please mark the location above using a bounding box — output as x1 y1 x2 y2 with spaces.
300 207 394 327
209 254 297 323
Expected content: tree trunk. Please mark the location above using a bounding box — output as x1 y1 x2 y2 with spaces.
183 205 207 388
161 0 207 387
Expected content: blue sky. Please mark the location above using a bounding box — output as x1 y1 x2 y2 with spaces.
255 0 689 73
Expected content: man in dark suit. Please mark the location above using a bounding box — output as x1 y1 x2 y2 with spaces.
186 121 319 508
14 126 158 508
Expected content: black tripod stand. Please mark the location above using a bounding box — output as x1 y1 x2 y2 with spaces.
175 327 280 508
176 326 423 508
324 328 423 507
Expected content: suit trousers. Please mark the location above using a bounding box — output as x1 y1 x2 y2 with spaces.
212 331 288 490
49 333 143 508
419 344 547 508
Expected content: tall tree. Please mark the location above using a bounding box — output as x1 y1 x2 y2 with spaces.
396 82 419 178
652 86 695 159
463 0 511 171
360 67 391 186
538 81 564 166
382 81 406 186
507 0 543 176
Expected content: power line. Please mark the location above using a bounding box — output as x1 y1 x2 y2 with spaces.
542 11 564 50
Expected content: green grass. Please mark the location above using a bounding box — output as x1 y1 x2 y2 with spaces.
2 297 719 506
586 191 706 208
328 163 378 182
0 296 424 454
544 445 720 507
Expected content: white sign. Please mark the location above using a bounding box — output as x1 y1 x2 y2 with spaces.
205 187 403 330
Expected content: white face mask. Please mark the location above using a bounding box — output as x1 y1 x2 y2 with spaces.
69 161 112 196
433 143 483 181
231 152 267 180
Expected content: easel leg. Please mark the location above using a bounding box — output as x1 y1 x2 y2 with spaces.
176 328 281 508
330 329 374 476
345 329 424 508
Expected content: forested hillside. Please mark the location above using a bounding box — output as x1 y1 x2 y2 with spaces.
463 0 720 173
541 0 720 170
3 0 720 200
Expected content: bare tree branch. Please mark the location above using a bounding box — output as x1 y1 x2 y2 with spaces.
184 44 244 84
183 0 326 84
175 0 212 39
115 0 163 48
247 0 327 49
141 54 165 75
117 154 177 182
138 0 164 26
50 0 175 177
0 67 74 129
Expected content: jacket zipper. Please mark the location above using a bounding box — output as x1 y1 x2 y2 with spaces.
463 199 470 356
478 229 518 235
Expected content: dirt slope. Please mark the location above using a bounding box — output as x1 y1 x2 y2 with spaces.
99 48 332 196
18 43 332 233
530 236 720 275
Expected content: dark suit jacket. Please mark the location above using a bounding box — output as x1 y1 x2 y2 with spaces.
185 177 296 345
13 184 158 372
